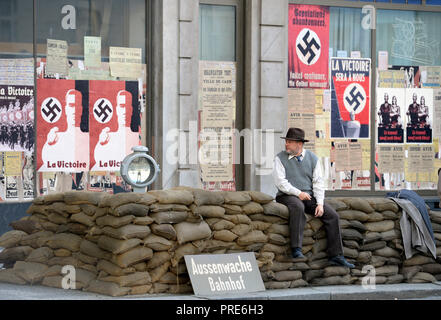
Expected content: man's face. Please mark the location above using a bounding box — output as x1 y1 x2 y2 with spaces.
285 140 303 156
384 93 389 102
413 93 417 102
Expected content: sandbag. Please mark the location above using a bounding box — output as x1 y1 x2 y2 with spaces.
80 239 112 260
151 224 177 240
99 193 142 209
97 259 136 276
325 199 348 211
64 191 106 205
366 212 384 222
46 233 82 252
409 272 437 283
70 212 94 227
86 280 131 297
97 236 142 255
133 216 154 226
150 203 189 212
222 191 251 205
341 228 364 241
248 214 285 224
231 224 252 237
223 214 252 225
101 272 151 287
250 221 272 231
54 248 72 257
192 189 224 206
0 230 28 249
175 221 211 244
211 219 235 231
273 270 302 281
247 191 274 204
171 243 201 267
25 247 54 263
241 202 264 215
213 230 238 242
112 204 150 217
262 202 289 219
111 246 153 268
148 190 194 205
0 246 33 264
268 233 287 246
364 220 395 233
237 230 268 246
9 218 42 235
367 198 399 213
150 211 188 224
102 225 151 240
341 198 374 213
0 268 27 285
20 231 54 249
57 223 88 235
96 215 135 228
143 234 174 251
147 251 172 269
222 204 242 215
150 262 171 282
191 205 225 218
267 224 290 237
323 266 350 277
337 210 369 222
13 261 49 284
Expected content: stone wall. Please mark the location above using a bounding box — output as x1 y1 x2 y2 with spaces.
1 188 441 296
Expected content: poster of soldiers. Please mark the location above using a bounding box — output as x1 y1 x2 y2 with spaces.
405 88 433 144
0 85 35 152
288 4 329 89
330 57 371 139
376 88 405 143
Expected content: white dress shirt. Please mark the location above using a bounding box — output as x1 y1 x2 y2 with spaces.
273 149 325 205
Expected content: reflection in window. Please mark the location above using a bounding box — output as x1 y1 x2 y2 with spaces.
199 4 236 61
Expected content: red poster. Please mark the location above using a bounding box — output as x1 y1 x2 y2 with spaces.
89 80 141 172
37 79 89 172
288 4 329 89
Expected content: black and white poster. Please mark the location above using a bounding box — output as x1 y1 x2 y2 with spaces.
405 88 433 144
376 88 405 144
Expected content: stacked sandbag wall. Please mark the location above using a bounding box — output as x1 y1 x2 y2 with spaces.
0 189 440 296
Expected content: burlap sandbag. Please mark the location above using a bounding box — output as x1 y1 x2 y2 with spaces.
190 189 224 206
373 247 401 259
56 223 88 235
171 243 201 267
191 205 225 218
133 216 154 226
39 220 59 233
273 270 302 281
366 212 384 222
222 204 242 215
19 230 53 249
0 268 27 285
211 230 237 242
200 239 232 252
375 265 399 276
382 210 399 220
323 266 350 277
380 229 400 241
129 284 152 295
146 251 171 270
151 224 177 240
343 247 358 259
337 210 369 222
9 218 41 235
248 214 285 224
13 261 49 284
422 263 441 274
261 243 289 255
267 224 290 237
262 202 289 219
97 259 135 276
80 239 112 260
99 193 142 209
264 281 291 290
364 220 395 233
237 230 268 246
54 248 72 257
102 225 151 240
150 211 188 224
360 241 387 251
222 191 251 205
401 266 422 280
312 239 327 254
47 202 81 215
150 261 171 282
25 247 54 263
148 190 194 205
111 246 153 268
0 246 32 265
241 202 264 215
409 272 437 283
341 228 364 241
231 224 252 237
76 252 98 265
174 221 211 244
143 234 174 251
159 271 186 284
150 203 189 212
96 215 135 228
341 198 374 213
0 230 28 249
311 274 351 286
211 219 235 231
101 272 151 287
223 214 252 225
46 213 69 225
429 211 441 224
97 236 142 255
70 212 94 227
325 199 349 211
250 220 272 231
343 240 359 250
64 191 106 205
363 232 381 244
79 204 98 216
386 274 404 284
247 191 274 204
403 255 435 267
46 233 82 252
111 203 150 217
86 280 131 296
41 193 65 204
367 198 399 213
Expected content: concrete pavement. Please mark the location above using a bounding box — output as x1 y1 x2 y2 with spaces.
1 282 441 300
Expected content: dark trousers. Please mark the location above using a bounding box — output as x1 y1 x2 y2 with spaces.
276 194 343 257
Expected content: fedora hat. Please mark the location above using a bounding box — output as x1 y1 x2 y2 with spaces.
280 128 309 142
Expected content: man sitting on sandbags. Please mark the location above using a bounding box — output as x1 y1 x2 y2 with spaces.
273 128 354 268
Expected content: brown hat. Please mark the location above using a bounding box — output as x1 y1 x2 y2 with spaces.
280 128 309 142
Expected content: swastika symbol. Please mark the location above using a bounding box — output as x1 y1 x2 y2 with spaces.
41 97 62 123
296 28 321 66
93 98 113 124
343 83 367 114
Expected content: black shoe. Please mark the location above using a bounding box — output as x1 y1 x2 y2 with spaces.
291 247 305 259
328 255 355 269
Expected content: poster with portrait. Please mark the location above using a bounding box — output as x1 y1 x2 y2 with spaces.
405 88 433 144
89 80 141 172
376 88 405 144
0 85 35 152
330 58 371 139
36 79 89 172
288 4 329 89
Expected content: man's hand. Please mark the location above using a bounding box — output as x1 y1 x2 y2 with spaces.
298 192 311 201
315 204 324 218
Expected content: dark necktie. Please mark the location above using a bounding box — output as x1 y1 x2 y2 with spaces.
295 155 302 162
